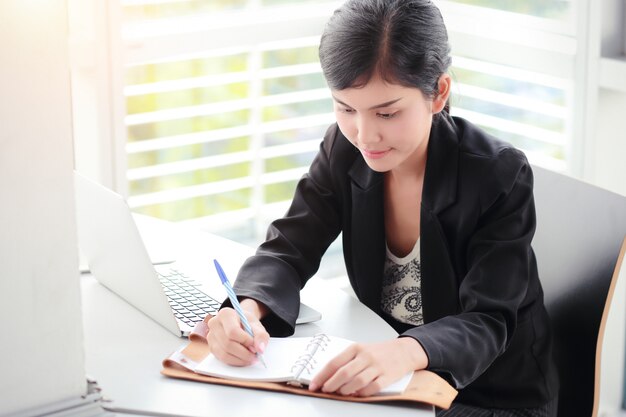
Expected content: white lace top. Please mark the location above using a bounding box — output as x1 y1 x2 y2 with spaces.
381 238 424 326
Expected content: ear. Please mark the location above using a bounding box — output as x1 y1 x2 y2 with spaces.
432 74 452 114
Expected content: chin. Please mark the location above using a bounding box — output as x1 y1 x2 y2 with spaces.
363 160 393 173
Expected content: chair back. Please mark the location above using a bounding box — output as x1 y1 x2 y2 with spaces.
532 166 626 417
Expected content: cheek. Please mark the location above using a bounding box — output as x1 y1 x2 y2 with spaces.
335 113 357 142
396 111 431 140
380 119 410 143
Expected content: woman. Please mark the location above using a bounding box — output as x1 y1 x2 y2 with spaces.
207 0 559 415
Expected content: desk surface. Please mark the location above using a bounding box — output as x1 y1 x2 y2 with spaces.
81 217 433 417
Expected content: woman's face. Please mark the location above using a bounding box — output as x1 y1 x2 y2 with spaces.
332 75 446 174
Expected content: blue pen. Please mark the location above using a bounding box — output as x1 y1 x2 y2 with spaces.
213 259 267 368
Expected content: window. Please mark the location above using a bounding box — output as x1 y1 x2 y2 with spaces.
440 0 578 172
118 1 340 249
71 0 596 280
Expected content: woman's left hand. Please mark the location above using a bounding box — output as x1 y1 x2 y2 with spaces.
308 337 428 397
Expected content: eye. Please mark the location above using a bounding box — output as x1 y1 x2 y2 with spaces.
341 107 355 114
377 112 398 120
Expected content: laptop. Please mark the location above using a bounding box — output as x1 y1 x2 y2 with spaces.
74 171 321 337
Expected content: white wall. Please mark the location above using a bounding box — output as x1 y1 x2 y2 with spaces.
592 89 626 197
0 0 87 414
68 0 124 192
584 0 626 195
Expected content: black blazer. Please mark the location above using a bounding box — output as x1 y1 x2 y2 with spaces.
232 114 559 408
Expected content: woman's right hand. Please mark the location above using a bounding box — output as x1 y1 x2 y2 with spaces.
206 298 270 366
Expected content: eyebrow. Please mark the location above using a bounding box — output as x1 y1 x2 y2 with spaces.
332 95 403 110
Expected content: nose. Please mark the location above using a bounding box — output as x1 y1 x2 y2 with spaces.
356 116 380 145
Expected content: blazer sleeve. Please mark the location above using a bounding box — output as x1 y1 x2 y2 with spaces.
403 149 538 388
227 125 343 336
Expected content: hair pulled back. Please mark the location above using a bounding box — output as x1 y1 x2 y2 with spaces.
319 0 451 102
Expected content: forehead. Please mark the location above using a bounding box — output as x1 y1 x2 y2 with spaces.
331 76 425 108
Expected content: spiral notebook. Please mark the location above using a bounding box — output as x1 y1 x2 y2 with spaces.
162 322 457 408
177 334 411 392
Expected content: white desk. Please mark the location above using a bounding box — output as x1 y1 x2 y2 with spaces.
81 217 434 417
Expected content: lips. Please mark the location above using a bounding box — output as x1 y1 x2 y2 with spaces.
361 149 390 159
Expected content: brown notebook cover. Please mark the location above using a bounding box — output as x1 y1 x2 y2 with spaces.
162 320 457 409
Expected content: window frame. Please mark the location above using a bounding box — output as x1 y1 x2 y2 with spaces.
69 0 621 214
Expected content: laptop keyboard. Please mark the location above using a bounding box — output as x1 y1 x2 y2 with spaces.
156 266 221 327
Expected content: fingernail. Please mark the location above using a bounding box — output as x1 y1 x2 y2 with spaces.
258 342 266 353
309 382 318 391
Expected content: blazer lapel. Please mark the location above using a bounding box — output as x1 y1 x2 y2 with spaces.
345 114 462 320
420 115 462 322
422 115 459 214
348 157 385 312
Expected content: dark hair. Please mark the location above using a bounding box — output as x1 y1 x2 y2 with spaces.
319 0 451 104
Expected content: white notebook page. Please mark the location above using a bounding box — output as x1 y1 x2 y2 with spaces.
194 337 312 382
192 334 412 394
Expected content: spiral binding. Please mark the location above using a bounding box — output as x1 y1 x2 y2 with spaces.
288 333 330 385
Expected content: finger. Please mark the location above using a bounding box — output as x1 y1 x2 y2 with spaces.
250 322 270 354
320 355 370 394
308 345 356 391
235 310 268 354
219 308 254 346
211 341 257 366
339 368 380 396
207 310 237 344
354 376 387 397
208 324 257 365
208 310 257 364
309 345 363 392
207 325 257 364
202 313 214 325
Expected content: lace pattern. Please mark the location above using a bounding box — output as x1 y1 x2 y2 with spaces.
381 239 424 326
